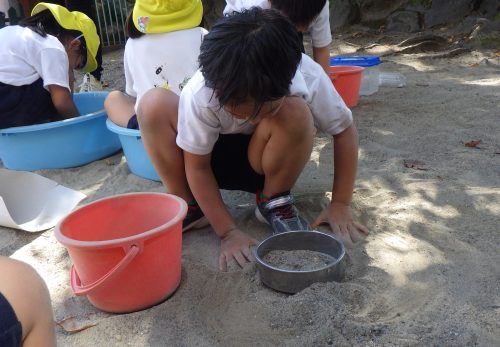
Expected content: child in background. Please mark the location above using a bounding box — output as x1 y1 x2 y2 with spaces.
138 8 369 271
47 0 107 91
104 0 207 130
0 2 100 129
224 0 332 74
0 256 56 347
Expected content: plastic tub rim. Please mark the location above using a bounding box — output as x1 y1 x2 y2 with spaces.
106 118 141 137
0 91 110 134
329 65 365 76
55 192 188 249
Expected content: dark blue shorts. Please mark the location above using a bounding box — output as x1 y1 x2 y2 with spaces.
0 292 22 347
127 114 139 129
0 79 61 129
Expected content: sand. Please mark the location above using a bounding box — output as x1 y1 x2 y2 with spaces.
1 33 499 346
262 249 337 271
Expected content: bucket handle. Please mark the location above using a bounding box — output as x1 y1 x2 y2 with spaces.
70 245 140 296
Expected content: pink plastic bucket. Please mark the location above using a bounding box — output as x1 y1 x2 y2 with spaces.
55 193 187 313
329 66 365 108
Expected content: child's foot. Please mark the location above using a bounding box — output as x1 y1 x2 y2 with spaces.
255 191 311 234
183 203 209 232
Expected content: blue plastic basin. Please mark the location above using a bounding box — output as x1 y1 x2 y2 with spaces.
106 119 160 181
0 92 121 171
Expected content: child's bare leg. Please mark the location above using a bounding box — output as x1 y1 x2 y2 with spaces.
249 96 315 196
0 256 56 347
137 88 193 202
104 91 136 127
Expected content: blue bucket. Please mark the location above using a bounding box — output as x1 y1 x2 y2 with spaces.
0 92 121 171
106 119 160 181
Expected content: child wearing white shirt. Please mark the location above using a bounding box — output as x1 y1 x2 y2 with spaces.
224 0 332 74
138 8 368 271
104 0 207 129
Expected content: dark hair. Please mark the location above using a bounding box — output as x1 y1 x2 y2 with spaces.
125 11 144 39
19 9 87 66
270 0 327 28
199 8 302 115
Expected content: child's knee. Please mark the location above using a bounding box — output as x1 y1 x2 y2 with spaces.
137 88 178 125
269 97 315 137
104 90 123 110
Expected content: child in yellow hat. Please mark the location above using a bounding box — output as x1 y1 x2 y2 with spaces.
0 2 100 129
104 0 206 129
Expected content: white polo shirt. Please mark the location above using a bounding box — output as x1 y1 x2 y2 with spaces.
0 25 70 90
176 54 351 155
124 27 208 113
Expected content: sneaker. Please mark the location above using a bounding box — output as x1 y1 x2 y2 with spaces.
255 191 311 234
78 73 103 92
182 203 209 232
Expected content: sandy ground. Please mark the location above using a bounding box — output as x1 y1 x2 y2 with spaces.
1 33 499 346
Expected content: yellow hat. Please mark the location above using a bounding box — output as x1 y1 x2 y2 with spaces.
31 2 100 73
133 0 203 34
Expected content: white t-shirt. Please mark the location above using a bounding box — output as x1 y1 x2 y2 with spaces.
124 27 208 113
0 25 70 90
223 0 332 48
176 54 351 155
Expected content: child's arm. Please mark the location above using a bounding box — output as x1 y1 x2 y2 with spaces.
184 151 257 271
68 67 75 93
312 45 331 75
47 85 80 119
312 124 369 243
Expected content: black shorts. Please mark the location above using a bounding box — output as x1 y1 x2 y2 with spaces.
128 116 264 193
0 79 61 129
0 293 22 347
211 134 265 193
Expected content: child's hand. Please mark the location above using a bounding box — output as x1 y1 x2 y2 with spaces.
312 202 369 245
219 228 258 271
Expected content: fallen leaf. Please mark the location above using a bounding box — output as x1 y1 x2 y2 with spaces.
495 51 500 57
56 316 98 333
464 140 482 148
403 160 428 170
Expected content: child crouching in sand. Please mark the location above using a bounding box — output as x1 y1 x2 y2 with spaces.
138 8 369 271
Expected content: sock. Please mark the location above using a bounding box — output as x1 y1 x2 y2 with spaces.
256 190 268 204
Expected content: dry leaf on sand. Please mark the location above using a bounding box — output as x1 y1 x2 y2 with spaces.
464 140 482 148
403 159 429 170
56 316 98 333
